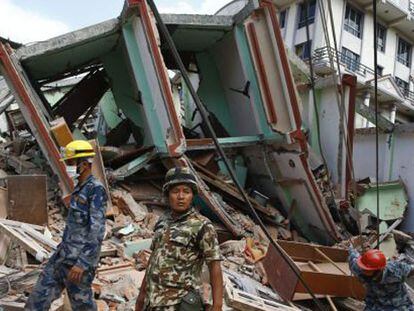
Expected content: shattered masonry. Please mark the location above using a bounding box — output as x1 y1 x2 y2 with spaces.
0 0 414 310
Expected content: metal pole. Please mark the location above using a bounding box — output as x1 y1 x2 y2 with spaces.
146 0 326 309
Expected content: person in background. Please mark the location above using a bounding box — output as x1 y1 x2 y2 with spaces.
25 140 107 311
349 245 414 311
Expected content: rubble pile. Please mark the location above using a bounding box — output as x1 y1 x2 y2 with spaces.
0 141 315 310
1 0 414 310
1 134 412 311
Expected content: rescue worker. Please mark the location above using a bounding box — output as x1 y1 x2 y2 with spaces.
25 140 107 311
135 167 223 311
349 246 414 310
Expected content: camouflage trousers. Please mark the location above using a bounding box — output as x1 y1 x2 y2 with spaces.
25 254 96 311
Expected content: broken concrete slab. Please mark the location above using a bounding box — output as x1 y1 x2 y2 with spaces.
111 189 147 221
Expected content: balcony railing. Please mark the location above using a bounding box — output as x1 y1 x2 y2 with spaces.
399 85 414 102
312 46 375 77
312 46 414 105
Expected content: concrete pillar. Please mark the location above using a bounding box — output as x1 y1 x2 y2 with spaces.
363 91 371 128
390 104 397 124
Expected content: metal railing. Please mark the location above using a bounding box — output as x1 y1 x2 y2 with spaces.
312 46 375 76
399 85 414 102
410 0 414 15
312 46 414 105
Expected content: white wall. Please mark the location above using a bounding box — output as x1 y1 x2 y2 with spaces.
280 0 414 84
318 87 341 184
353 130 414 232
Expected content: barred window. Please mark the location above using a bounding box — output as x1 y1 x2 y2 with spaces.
397 38 411 67
298 0 316 29
344 5 363 38
341 47 360 72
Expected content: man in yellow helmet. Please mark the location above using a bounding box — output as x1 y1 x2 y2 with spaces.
26 140 107 310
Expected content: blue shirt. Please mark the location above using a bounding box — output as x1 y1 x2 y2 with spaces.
57 175 107 271
349 247 414 311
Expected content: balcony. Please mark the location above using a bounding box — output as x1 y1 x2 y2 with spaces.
312 46 375 77
312 46 414 105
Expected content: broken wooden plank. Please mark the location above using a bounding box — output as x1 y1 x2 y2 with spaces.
0 187 7 219
224 281 299 311
90 139 114 216
0 223 49 261
0 234 10 265
112 149 158 181
21 223 58 250
308 261 338 311
50 117 73 148
0 301 25 310
0 219 44 231
314 248 348 275
192 160 278 217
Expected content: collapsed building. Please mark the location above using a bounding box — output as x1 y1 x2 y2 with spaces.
0 0 413 310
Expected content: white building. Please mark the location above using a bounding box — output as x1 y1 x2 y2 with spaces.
273 0 414 125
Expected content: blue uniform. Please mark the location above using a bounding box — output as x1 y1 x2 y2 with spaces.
25 175 107 311
349 247 414 311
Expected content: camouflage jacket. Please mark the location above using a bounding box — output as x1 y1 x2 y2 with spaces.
145 208 222 307
349 247 414 311
57 175 107 271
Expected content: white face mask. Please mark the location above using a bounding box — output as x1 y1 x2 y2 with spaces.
66 165 79 186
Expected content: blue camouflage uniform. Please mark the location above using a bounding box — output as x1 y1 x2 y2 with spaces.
25 175 107 311
349 247 414 311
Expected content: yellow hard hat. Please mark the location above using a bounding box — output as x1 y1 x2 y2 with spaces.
60 140 95 161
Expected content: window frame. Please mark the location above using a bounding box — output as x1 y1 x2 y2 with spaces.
341 47 361 72
377 23 387 53
397 37 412 67
344 4 363 38
280 9 287 28
295 40 312 60
376 65 384 76
395 77 409 96
297 0 316 29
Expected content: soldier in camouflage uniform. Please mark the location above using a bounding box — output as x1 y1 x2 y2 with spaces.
349 247 414 310
135 167 223 311
25 140 107 311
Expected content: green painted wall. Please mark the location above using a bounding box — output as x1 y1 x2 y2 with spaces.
120 21 168 152
99 91 123 130
310 89 322 155
196 51 235 135
234 26 274 138
101 34 151 146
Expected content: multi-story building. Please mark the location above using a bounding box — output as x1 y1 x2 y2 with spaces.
273 0 414 126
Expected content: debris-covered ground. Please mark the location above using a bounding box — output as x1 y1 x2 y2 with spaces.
2 1 414 310
0 138 412 311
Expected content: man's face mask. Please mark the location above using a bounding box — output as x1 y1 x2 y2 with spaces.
66 162 80 186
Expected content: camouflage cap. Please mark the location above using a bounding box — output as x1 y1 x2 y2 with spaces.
162 167 198 195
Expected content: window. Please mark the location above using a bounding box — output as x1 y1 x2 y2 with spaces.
344 5 363 38
341 47 360 72
377 24 386 52
376 65 383 76
280 10 287 28
395 77 409 96
295 41 312 60
298 0 316 29
397 37 412 67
